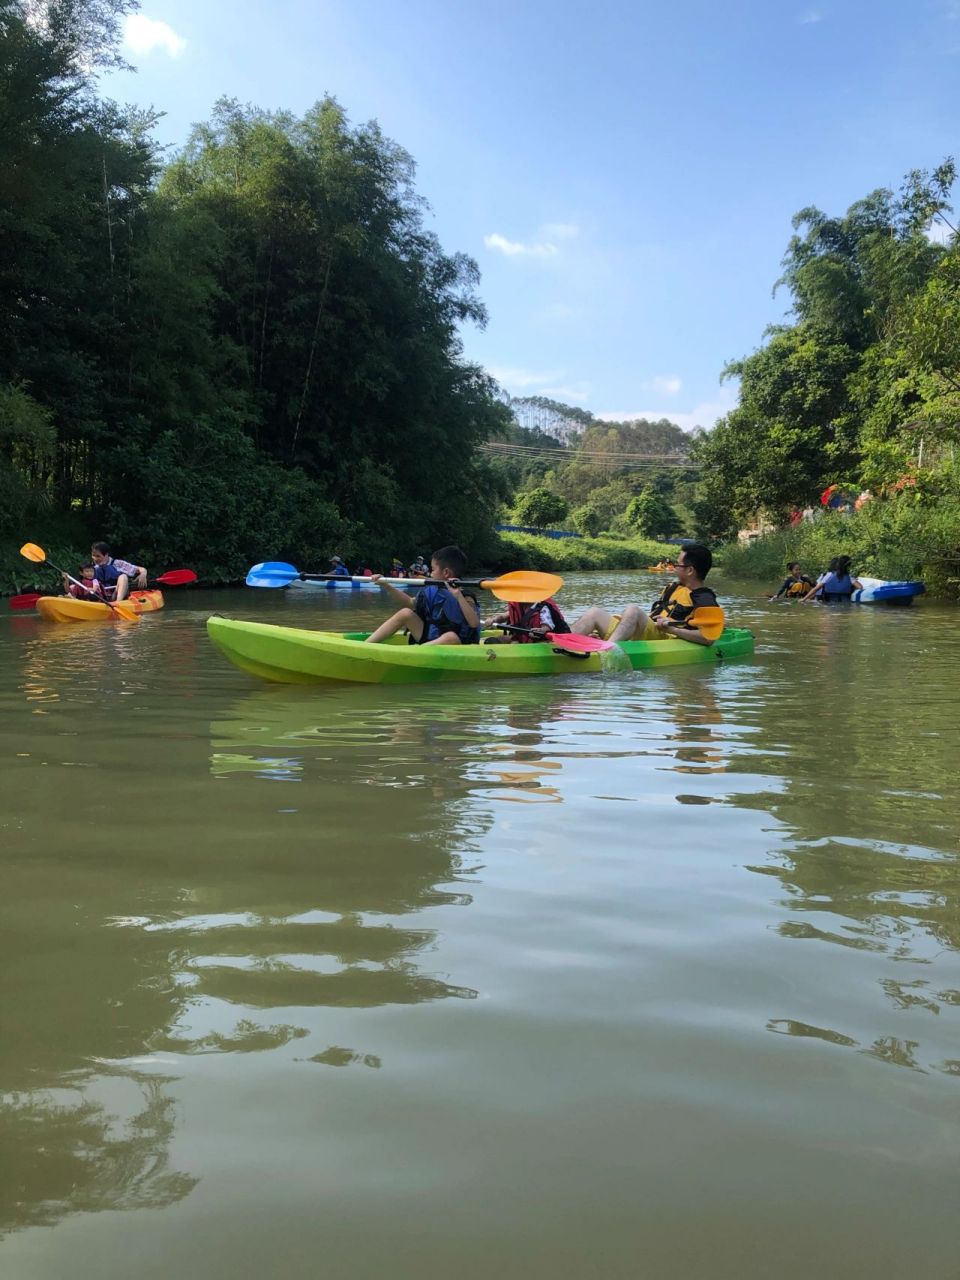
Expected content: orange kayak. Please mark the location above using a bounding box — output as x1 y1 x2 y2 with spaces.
35 590 165 623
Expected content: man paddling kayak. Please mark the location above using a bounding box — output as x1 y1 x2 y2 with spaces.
90 542 148 601
571 543 719 647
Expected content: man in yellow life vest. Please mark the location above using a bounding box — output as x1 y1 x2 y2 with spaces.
571 543 719 646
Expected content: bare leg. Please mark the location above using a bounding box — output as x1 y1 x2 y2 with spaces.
365 607 424 644
609 604 650 642
423 631 462 646
114 572 131 602
570 606 616 638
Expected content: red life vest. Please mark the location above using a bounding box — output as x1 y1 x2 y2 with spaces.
506 598 570 640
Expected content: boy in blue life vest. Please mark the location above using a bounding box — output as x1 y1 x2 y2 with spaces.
329 555 351 577
365 545 481 646
90 542 148 601
571 542 718 646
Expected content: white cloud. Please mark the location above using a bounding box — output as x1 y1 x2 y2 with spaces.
598 388 737 432
484 233 557 259
649 375 682 396
484 222 579 260
797 9 823 23
123 14 187 57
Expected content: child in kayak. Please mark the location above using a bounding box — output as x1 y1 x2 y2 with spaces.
770 562 816 600
63 564 104 599
482 598 570 643
571 543 719 646
366 545 481 645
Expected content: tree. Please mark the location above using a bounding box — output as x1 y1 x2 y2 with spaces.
513 487 568 530
626 488 677 539
572 503 603 537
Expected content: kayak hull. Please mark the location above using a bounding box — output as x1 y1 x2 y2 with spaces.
288 578 379 591
207 617 755 685
852 577 925 604
35 590 165 623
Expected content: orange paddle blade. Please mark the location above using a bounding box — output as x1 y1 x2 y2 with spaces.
110 600 142 622
689 606 725 640
20 541 46 563
480 571 564 603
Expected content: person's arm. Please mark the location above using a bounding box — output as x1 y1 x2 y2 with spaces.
371 575 415 606
799 583 821 603
449 585 480 629
771 578 790 599
483 609 509 628
653 615 714 646
851 578 863 591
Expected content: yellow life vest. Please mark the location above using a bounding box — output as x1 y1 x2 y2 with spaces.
651 581 696 623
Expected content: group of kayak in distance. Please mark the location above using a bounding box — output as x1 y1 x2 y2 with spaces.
361 543 720 649
768 555 864 603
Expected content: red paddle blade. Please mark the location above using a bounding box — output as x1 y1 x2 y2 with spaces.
8 592 41 611
548 632 615 653
155 569 197 586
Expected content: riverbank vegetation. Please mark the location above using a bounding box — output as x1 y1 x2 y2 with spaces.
1 0 509 585
692 162 960 589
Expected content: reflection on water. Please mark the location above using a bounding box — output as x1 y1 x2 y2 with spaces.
1 583 959 1275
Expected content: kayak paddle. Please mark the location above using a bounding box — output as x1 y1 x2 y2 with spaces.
19 543 142 622
245 563 564 603
687 606 725 640
8 568 197 611
493 624 614 653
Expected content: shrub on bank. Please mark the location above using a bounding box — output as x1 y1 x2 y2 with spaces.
718 492 960 594
489 531 677 572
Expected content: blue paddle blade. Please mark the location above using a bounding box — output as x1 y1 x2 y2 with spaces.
246 561 299 588
251 561 299 574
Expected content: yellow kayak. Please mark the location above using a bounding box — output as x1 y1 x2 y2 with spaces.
35 590 165 623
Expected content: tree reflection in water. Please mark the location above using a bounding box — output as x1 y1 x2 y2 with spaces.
0 1072 198 1237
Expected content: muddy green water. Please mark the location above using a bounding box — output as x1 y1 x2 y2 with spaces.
1 573 958 1279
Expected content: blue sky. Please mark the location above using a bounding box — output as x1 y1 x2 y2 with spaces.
105 1 960 431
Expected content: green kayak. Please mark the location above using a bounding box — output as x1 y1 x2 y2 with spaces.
207 617 755 685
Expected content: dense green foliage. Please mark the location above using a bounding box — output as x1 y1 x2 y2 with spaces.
496 414 698 539
512 487 569 530
0 0 509 582
492 531 678 573
692 161 960 587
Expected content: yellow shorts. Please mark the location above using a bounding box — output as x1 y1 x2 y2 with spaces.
602 614 662 642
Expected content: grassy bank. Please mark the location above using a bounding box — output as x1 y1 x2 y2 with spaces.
718 497 960 595
490 531 679 572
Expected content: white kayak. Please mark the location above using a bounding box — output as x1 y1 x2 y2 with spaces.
852 576 925 605
288 577 379 591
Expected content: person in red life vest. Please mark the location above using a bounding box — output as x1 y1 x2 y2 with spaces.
571 543 719 646
482 597 569 643
90 542 148 601
63 564 105 599
365 545 480 646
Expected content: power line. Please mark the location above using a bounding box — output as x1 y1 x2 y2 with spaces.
480 442 699 468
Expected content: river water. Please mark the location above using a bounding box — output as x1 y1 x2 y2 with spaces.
1 573 958 1278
